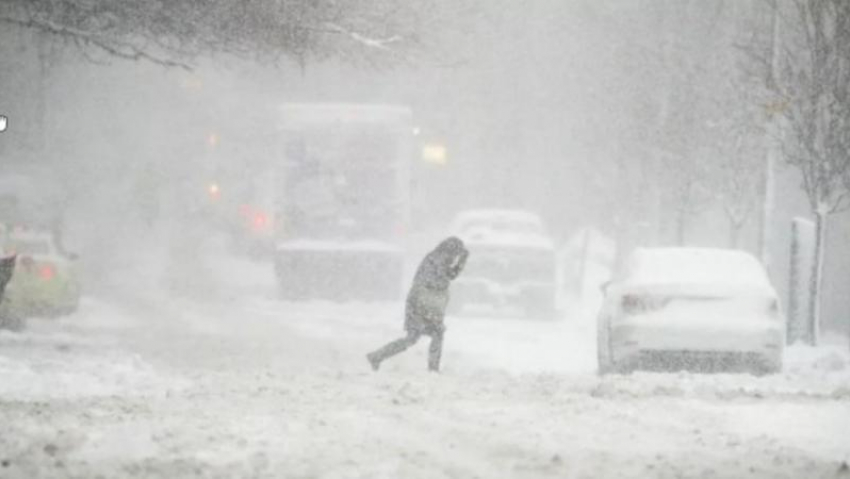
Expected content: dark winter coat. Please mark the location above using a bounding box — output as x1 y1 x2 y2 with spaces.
405 237 468 334
0 255 16 303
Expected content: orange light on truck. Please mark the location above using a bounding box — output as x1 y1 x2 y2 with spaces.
208 183 221 200
253 212 269 230
422 144 447 165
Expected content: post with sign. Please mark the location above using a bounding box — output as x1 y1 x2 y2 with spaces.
788 217 815 344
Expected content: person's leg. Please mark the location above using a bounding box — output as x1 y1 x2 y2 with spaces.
367 330 420 370
427 328 444 372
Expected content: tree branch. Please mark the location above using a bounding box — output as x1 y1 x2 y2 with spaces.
0 14 193 70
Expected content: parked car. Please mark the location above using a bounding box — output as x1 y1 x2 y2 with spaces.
597 247 784 375
0 228 81 318
449 209 558 319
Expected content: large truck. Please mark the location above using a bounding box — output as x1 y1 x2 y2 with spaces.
273 104 413 301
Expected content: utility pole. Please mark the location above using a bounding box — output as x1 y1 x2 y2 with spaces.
759 2 780 268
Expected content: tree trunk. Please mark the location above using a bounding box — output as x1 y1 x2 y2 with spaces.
808 210 827 346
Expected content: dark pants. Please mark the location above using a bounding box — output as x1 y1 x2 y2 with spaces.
369 326 445 371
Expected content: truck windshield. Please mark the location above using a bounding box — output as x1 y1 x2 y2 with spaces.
281 123 403 241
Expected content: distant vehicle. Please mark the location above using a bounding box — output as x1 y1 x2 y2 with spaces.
273 104 413 301
232 202 273 257
449 209 558 319
596 247 784 375
0 227 81 318
209 177 275 259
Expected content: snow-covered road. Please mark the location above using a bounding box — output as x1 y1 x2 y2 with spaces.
1 261 849 478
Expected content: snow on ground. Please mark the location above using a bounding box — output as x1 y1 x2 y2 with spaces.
0 298 187 401
1 252 849 478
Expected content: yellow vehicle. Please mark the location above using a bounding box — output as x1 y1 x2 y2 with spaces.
0 228 81 318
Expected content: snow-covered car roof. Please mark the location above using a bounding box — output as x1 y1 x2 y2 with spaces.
452 209 554 250
621 247 775 297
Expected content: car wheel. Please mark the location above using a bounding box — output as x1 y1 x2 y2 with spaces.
754 354 783 376
0 312 25 331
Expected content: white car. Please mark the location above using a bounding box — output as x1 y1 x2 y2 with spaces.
449 209 558 318
597 247 784 375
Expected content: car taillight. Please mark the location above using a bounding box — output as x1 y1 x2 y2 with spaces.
253 212 268 230
39 264 55 281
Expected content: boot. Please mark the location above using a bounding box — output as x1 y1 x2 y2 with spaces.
366 352 381 371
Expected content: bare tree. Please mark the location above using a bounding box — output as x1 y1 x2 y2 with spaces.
711 147 763 249
650 0 727 247
659 153 713 246
744 0 850 344
0 0 452 69
705 77 767 249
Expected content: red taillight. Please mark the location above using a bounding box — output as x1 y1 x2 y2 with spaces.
39 264 55 281
253 212 268 230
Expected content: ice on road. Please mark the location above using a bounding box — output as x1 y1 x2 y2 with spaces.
1 282 849 478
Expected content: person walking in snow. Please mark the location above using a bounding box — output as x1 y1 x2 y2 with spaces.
0 254 18 329
0 254 15 303
367 236 469 372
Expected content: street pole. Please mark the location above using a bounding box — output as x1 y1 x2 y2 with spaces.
759 3 780 268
